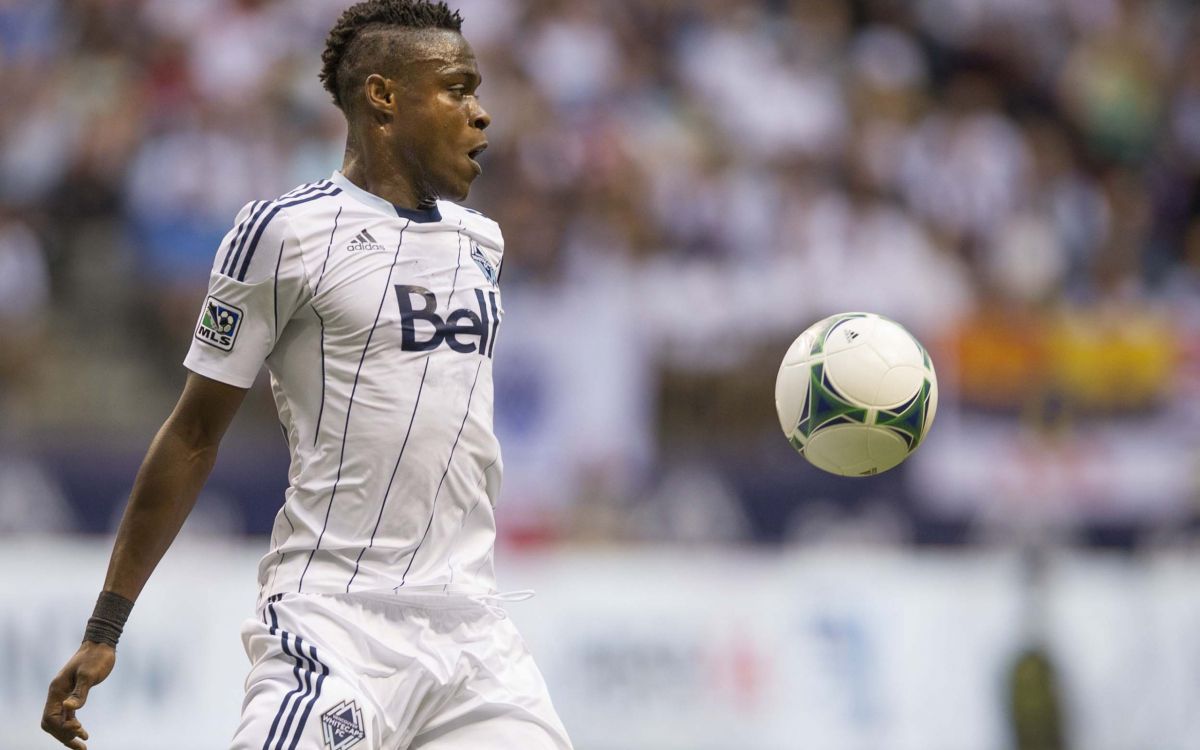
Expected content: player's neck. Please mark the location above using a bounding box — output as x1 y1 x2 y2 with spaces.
341 150 435 211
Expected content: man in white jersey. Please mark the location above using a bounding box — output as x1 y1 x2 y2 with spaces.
42 2 572 749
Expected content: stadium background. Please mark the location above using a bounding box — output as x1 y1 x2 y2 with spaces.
3 0 1200 747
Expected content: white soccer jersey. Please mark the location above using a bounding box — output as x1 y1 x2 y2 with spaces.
184 171 506 604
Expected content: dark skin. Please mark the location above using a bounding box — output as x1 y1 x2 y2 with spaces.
41 27 490 750
41 373 246 750
342 28 490 209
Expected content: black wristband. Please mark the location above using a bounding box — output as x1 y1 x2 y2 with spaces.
83 591 134 648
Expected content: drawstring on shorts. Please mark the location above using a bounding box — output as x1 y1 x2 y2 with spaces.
468 590 535 619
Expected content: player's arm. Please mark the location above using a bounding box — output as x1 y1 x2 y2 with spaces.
41 372 247 750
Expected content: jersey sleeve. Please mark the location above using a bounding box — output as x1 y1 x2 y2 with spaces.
183 201 312 388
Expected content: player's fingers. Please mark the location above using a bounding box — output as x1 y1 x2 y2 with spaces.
63 718 88 740
63 675 92 710
45 673 72 709
43 680 75 736
41 712 83 748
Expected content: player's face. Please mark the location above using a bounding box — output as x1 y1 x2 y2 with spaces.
390 31 490 203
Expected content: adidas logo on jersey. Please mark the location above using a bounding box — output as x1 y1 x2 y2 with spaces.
346 229 386 253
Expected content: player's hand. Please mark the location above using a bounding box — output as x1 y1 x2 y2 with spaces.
42 641 115 750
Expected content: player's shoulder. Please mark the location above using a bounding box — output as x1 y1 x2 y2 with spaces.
437 200 504 251
243 179 345 236
235 179 345 226
219 180 344 281
269 178 346 221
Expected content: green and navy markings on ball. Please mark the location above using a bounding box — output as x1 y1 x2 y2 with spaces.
791 313 932 453
790 362 931 452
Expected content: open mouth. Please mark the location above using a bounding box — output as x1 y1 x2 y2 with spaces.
468 144 488 160
467 143 488 173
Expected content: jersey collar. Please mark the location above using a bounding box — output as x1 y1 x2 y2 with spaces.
330 171 443 224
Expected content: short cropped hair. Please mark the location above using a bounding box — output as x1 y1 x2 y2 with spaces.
320 0 464 111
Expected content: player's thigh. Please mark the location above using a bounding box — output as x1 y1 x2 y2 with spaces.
409 712 571 750
408 617 572 750
230 616 379 750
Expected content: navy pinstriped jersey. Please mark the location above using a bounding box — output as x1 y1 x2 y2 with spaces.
184 171 506 604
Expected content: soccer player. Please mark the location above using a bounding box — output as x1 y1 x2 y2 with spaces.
41 2 573 748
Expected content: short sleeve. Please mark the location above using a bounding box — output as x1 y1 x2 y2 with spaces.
183 201 311 388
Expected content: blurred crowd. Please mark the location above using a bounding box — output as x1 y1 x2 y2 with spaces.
2 0 1199 546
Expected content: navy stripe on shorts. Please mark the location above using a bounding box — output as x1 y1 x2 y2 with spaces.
261 601 330 750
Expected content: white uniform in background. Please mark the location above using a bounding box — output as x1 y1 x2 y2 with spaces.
184 171 572 750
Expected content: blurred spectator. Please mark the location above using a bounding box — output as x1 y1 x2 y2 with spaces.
0 210 50 422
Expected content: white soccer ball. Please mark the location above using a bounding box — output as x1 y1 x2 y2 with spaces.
775 312 938 477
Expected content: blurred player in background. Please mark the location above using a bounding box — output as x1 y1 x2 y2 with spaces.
41 1 572 748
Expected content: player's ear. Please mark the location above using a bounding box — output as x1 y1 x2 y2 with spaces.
363 74 395 120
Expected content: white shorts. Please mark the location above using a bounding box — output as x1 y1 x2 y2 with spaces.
228 592 573 750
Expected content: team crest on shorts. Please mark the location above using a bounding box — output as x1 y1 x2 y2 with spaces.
195 296 243 351
321 700 366 750
470 242 498 286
